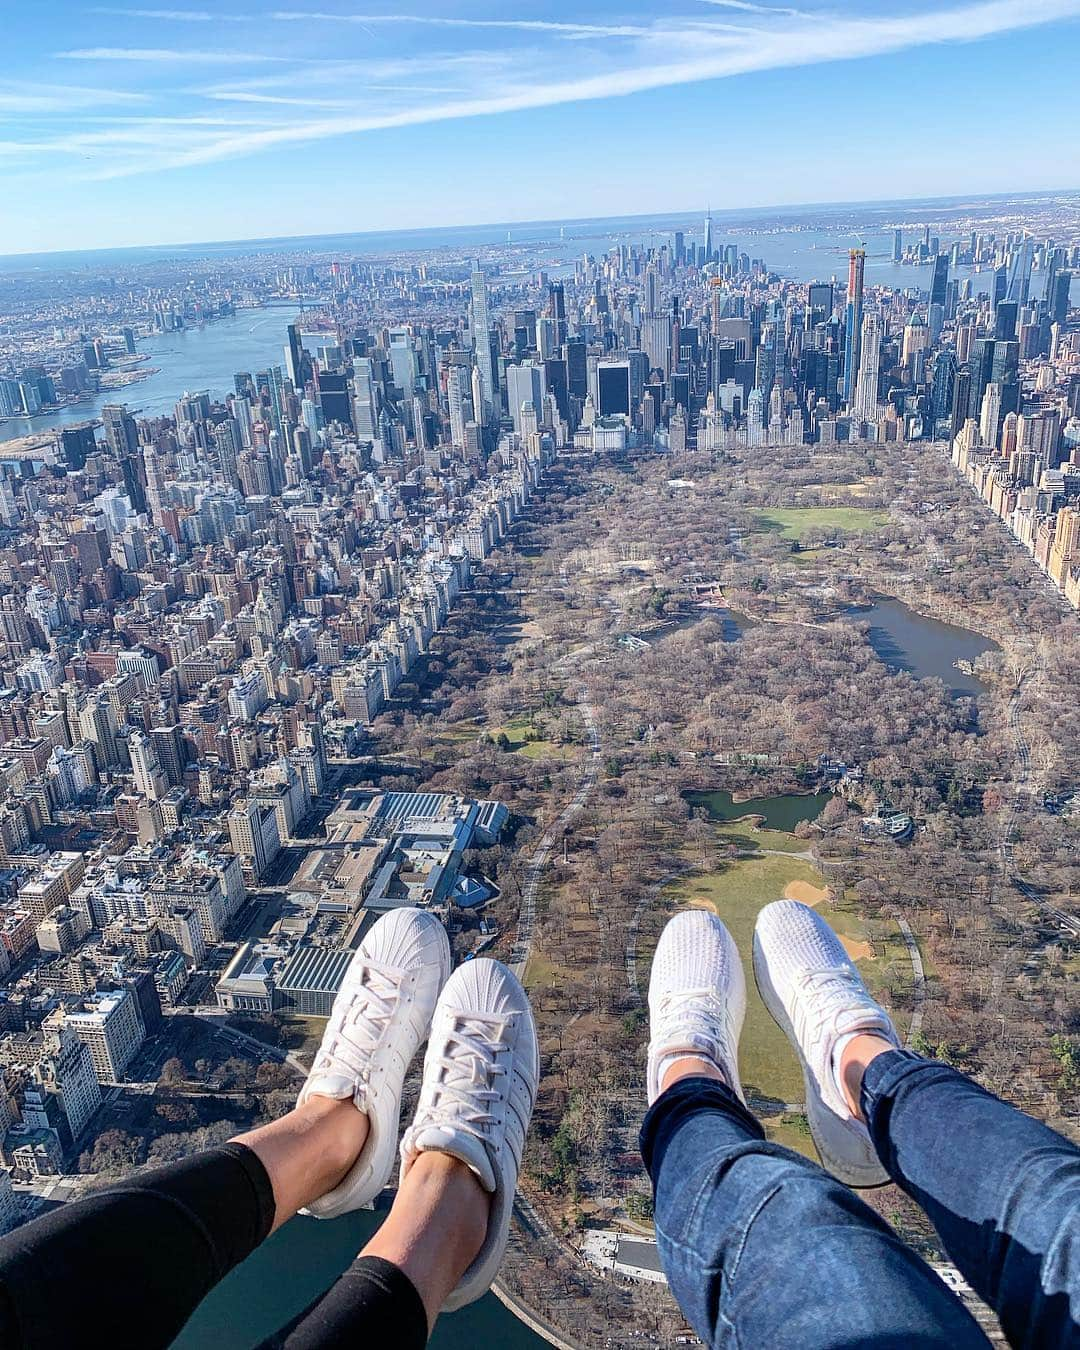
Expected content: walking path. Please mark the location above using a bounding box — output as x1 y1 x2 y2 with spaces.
996 654 1080 936
509 694 600 979
896 917 926 1045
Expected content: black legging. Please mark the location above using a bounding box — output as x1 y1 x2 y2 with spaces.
0 1144 429 1349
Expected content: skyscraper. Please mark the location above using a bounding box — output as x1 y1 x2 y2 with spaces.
505 361 547 436
842 248 866 406
853 312 882 422
470 261 495 423
446 366 470 450
703 210 713 264
930 253 949 308
1007 237 1034 304
892 229 903 263
284 323 306 390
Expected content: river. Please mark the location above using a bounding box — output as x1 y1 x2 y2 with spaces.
0 306 301 444
172 1206 546 1350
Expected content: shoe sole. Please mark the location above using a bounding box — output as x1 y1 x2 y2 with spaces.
752 934 889 1189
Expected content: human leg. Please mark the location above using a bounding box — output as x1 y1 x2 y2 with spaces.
0 907 451 1350
756 898 1080 1350
0 1141 277 1350
854 1044 1080 1350
262 957 537 1346
645 910 988 1350
259 1152 489 1349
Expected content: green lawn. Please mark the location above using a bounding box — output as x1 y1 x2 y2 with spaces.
437 721 482 743
751 507 889 541
490 713 579 761
709 816 812 854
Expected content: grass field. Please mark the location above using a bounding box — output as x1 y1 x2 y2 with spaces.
436 712 577 760
490 713 579 760
751 507 889 541
708 815 812 854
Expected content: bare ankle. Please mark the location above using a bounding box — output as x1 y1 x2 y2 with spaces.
660 1054 728 1097
364 1150 490 1329
838 1033 896 1120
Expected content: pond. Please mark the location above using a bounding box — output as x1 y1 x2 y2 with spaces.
683 790 830 832
172 1206 546 1350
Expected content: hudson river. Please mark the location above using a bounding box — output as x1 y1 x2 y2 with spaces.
172 1206 547 1350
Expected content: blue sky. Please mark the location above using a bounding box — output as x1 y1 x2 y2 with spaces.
2 0 1080 254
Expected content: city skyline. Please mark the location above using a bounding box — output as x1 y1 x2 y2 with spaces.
4 0 1080 254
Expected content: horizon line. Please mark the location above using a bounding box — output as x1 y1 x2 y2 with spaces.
2 184 1078 264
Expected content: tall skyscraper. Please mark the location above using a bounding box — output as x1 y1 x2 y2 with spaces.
842 248 866 406
892 229 903 263
284 323 306 390
505 361 547 435
1050 271 1072 325
1007 237 1034 304
930 253 949 308
703 210 713 263
470 261 495 423
853 312 882 422
446 366 470 449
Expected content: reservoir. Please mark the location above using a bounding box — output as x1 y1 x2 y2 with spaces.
173 1206 546 1350
842 597 997 698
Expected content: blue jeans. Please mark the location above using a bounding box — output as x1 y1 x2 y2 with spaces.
640 1051 1080 1349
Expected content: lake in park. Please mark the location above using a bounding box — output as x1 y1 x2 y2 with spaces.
841 597 998 698
683 790 831 832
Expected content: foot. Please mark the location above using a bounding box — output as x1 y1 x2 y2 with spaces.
646 910 745 1107
298 907 451 1217
399 958 538 1311
753 900 900 1188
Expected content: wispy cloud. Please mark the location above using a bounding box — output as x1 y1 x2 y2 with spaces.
91 7 248 18
0 81 150 112
699 0 804 14
271 11 655 38
203 87 462 106
56 47 286 63
32 0 1080 184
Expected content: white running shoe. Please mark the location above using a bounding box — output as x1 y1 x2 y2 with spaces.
399 958 538 1312
646 909 746 1106
753 899 900 1188
297 907 451 1218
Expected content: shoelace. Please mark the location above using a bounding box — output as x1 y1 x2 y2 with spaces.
424 1013 511 1143
791 966 872 1070
317 962 400 1079
658 987 731 1048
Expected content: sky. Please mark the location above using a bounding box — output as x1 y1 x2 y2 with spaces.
2 0 1080 255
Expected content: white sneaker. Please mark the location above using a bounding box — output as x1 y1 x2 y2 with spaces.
297 907 451 1218
399 958 537 1311
753 899 900 1188
646 909 746 1106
